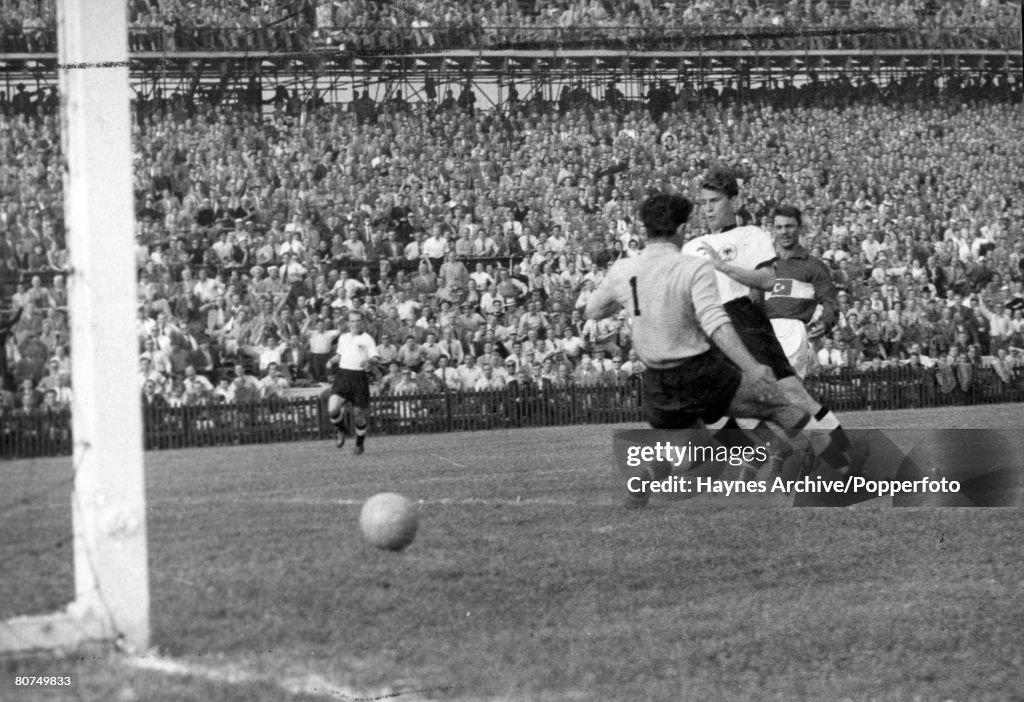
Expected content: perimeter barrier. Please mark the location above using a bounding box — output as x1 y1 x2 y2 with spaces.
2 365 1022 459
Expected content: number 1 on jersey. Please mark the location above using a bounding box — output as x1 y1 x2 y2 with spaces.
629 276 641 315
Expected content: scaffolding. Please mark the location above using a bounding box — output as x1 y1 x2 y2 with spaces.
1 27 1020 110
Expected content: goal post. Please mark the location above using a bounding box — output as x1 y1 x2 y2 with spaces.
0 0 149 654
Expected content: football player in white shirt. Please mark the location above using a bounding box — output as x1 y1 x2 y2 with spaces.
684 167 861 489
326 311 380 455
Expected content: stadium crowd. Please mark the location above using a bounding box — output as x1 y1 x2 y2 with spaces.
0 0 1019 53
1 68 1023 426
313 0 1022 52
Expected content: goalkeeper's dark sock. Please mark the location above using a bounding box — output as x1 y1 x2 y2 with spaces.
355 421 367 448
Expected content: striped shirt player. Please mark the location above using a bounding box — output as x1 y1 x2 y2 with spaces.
328 311 379 454
764 239 838 378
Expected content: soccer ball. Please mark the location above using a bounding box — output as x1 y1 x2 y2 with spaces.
359 492 419 551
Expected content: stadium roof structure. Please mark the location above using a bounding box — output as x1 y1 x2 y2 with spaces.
2 45 1019 74
1 27 1019 100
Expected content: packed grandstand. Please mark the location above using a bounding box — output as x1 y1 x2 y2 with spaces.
0 0 1022 454
0 0 1021 52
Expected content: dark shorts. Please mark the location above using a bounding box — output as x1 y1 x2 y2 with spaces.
331 368 371 410
724 297 796 380
642 347 743 429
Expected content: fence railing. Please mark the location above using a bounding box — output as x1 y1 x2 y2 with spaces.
2 366 1022 459
803 364 1024 412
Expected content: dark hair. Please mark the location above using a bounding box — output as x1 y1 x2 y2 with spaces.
638 193 693 237
700 165 739 198
772 205 803 226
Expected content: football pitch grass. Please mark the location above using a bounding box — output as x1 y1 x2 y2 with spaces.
2 404 1023 701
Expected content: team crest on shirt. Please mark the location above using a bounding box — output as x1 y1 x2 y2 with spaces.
717 244 738 262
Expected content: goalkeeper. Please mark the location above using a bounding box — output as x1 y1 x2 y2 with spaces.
764 204 839 378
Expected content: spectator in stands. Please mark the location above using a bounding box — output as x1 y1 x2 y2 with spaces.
474 362 505 391
259 361 291 399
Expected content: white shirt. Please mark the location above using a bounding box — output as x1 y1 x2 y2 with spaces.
335 332 379 371
681 225 777 303
474 373 505 391
470 271 494 288
258 344 287 372
194 278 224 303
259 374 291 397
422 235 448 259
333 277 367 301
308 328 341 354
395 299 420 323
459 364 483 388
434 367 463 391
817 347 843 367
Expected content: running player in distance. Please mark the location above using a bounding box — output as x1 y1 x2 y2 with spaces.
327 311 380 455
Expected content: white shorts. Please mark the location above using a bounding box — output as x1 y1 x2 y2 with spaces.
770 318 811 379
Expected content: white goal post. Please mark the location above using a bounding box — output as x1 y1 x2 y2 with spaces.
0 0 149 654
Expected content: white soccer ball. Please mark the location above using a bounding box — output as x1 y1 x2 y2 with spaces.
360 492 419 551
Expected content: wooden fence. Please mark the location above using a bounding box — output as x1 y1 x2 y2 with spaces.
2 367 1022 459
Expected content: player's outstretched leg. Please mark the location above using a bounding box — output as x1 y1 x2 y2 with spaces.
726 373 811 443
725 383 863 480
776 376 864 478
351 406 368 455
328 394 350 448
